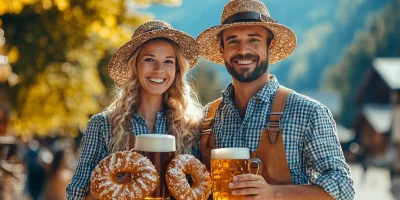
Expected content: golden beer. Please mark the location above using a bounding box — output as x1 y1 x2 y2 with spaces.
135 134 176 200
211 148 262 200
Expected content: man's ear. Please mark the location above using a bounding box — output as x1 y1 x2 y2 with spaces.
268 39 276 51
219 46 224 56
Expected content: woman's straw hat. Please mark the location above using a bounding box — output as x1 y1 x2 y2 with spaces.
109 20 199 85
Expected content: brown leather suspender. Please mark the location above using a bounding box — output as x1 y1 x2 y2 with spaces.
200 86 293 184
252 86 292 184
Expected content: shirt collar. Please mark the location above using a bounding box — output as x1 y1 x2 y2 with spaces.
221 75 280 104
133 110 166 124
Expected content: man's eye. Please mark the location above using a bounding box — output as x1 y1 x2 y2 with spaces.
250 38 260 42
227 39 238 44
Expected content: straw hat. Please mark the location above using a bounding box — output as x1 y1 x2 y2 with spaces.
109 20 200 85
196 0 297 65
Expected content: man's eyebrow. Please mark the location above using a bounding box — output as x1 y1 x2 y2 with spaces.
225 35 237 41
248 33 263 37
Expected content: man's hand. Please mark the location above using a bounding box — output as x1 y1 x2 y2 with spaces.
229 174 276 200
230 174 334 200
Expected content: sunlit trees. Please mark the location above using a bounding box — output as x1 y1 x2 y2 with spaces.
191 62 225 105
324 0 400 127
0 0 181 139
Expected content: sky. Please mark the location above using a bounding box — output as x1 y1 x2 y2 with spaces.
141 0 334 39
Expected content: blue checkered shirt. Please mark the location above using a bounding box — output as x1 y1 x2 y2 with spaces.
66 111 168 200
204 77 354 200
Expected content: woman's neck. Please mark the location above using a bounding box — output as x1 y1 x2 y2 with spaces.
137 94 164 132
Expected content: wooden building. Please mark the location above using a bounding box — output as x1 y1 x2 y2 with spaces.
353 58 400 165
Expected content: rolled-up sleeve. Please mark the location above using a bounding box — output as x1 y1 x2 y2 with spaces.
66 114 108 200
304 105 355 200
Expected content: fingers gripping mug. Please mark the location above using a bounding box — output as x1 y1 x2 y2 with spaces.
210 148 262 200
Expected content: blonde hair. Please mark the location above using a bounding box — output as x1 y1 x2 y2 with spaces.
106 38 203 155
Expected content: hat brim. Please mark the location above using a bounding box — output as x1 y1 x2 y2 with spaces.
109 29 200 85
196 22 297 65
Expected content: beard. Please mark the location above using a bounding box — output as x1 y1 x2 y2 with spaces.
224 53 269 82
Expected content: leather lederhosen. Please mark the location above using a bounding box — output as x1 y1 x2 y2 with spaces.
200 86 293 185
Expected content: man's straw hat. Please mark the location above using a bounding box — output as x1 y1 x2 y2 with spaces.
197 0 297 65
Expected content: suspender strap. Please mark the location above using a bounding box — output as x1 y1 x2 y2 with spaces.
268 86 291 144
201 97 223 135
200 97 222 174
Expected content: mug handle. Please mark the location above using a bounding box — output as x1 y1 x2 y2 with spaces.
247 158 263 175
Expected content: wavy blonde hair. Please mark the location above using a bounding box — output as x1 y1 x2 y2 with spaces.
106 38 203 155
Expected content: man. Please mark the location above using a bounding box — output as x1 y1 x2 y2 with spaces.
196 0 355 199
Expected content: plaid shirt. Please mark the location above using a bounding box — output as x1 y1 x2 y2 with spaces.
66 111 168 200
204 77 355 200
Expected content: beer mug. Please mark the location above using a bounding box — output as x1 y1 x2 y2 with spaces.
211 148 262 200
134 134 176 200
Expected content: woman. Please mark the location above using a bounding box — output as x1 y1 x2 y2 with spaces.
66 20 203 199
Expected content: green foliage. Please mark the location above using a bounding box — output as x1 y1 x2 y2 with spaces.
0 0 180 138
271 0 388 91
191 61 225 106
324 0 400 127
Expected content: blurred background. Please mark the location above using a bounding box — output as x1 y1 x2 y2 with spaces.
0 0 399 199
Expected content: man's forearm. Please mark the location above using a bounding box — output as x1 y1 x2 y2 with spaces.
273 184 334 200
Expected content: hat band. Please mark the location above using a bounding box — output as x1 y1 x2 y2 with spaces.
222 11 277 24
131 26 169 38
144 26 168 33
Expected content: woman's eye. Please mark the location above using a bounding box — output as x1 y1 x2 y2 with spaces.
165 60 174 64
144 58 154 62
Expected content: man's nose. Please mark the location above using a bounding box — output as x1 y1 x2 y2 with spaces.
237 42 250 55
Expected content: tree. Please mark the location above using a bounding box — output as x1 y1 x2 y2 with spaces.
324 0 400 127
0 0 181 138
191 61 225 105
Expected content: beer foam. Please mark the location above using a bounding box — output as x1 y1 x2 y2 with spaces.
211 148 250 160
134 134 176 152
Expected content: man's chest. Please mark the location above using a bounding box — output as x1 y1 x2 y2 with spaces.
210 103 309 184
211 105 306 152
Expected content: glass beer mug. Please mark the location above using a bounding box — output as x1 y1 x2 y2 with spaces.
134 134 176 200
211 148 262 200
